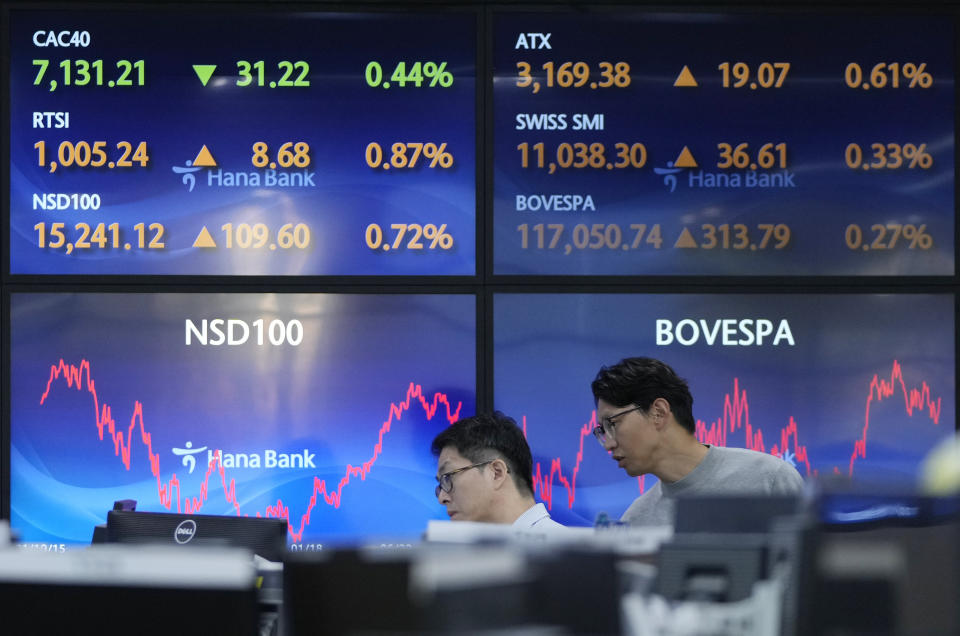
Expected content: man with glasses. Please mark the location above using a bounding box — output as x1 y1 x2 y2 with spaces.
431 412 565 530
592 357 803 526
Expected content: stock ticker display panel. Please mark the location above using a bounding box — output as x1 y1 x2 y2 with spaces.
9 293 476 549
492 12 955 276
7 9 476 275
494 294 955 526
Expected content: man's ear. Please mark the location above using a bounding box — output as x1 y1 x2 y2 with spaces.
489 458 510 489
651 397 672 430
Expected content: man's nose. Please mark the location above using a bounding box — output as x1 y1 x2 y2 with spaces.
602 436 617 452
437 488 451 504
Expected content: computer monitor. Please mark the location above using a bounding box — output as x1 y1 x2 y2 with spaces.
284 546 537 635
657 496 805 603
106 510 288 562
656 538 767 603
674 496 804 534
0 545 259 636
817 491 960 529
284 550 420 635
792 516 960 635
493 293 954 526
10 292 476 549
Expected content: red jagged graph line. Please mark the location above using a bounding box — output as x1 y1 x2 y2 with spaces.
522 413 645 511
523 414 591 510
39 358 463 542
522 360 941 511
695 377 815 476
850 359 941 476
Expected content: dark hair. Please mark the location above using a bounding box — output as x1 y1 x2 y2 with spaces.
591 357 696 434
431 411 534 497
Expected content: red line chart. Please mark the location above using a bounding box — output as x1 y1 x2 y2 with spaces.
40 358 463 542
522 360 942 511
849 359 942 476
523 411 646 511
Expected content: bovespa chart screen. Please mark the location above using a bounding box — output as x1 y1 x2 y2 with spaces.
494 294 954 526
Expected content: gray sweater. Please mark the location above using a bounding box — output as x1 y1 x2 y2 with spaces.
620 445 805 526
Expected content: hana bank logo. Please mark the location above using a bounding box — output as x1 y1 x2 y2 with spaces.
172 441 208 474
172 161 202 192
654 162 686 193
171 145 216 192
653 146 698 193
174 519 197 544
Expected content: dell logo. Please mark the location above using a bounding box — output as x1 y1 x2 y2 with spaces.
174 519 197 544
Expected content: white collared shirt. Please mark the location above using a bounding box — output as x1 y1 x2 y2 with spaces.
512 502 567 531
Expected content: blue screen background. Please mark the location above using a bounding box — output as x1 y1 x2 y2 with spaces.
9 10 477 275
493 12 954 275
494 293 955 526
10 293 476 547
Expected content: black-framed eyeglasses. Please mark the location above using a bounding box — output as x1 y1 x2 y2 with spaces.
435 461 493 498
592 405 645 445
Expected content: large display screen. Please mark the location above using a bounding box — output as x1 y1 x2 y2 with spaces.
492 12 954 275
9 293 476 549
7 9 477 275
494 294 954 526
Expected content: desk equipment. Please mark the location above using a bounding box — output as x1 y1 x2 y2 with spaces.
0 545 259 636
106 509 288 562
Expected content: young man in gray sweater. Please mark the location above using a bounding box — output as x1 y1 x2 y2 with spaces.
591 357 804 526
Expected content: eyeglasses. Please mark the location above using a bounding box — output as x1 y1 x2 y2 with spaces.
435 461 494 498
592 405 645 445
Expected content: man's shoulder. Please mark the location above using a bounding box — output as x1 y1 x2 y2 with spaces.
621 482 669 523
714 445 792 469
516 502 568 532
710 445 804 491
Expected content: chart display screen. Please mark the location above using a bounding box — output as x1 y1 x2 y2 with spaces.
494 293 954 526
8 9 476 275
9 293 476 548
492 12 954 275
